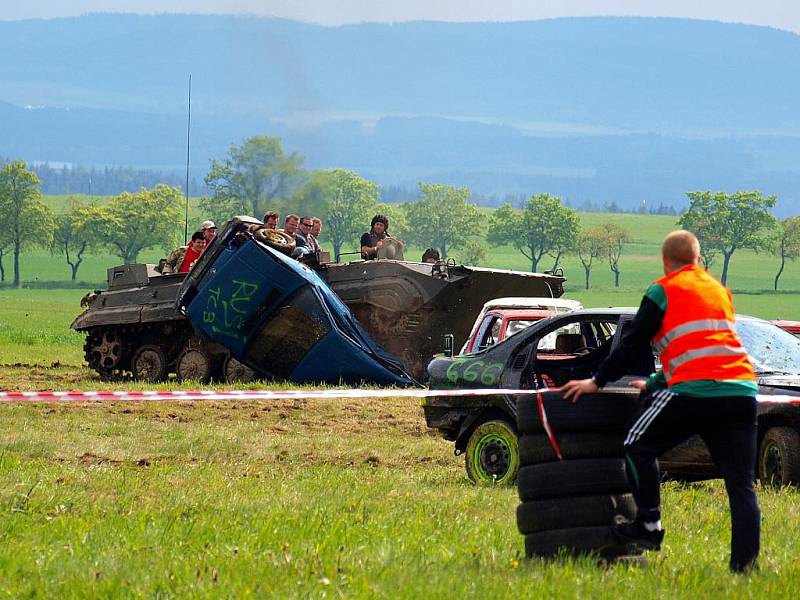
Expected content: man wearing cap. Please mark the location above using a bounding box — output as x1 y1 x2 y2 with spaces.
201 220 217 244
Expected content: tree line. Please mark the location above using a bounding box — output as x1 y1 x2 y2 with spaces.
0 135 796 290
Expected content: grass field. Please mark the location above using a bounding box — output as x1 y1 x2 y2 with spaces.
1 393 799 596
2 205 800 595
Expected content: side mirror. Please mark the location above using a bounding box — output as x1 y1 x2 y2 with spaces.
442 334 454 358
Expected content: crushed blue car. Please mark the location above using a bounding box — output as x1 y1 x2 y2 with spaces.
176 217 417 386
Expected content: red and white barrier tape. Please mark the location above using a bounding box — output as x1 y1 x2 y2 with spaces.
0 387 534 403
0 388 798 404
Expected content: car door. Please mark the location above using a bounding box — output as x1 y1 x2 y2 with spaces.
526 314 623 388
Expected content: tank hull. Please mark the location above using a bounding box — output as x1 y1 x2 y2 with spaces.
72 219 565 382
320 260 564 379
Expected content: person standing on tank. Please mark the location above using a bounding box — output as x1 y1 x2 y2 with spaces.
162 231 206 274
360 214 404 260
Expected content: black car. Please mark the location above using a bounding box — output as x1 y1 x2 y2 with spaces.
422 308 800 486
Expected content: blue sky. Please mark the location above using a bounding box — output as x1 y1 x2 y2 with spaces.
4 1 800 33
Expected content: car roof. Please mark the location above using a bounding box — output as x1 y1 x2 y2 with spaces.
482 297 583 310
483 308 557 318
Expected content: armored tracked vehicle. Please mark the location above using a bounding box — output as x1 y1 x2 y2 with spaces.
72 217 566 382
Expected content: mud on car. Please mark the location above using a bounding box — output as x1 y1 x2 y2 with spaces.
422 308 800 486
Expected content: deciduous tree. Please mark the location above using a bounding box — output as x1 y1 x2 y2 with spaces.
771 216 800 291
576 226 607 290
322 169 379 261
602 221 632 288
406 183 479 259
0 160 55 287
462 241 487 266
678 191 776 285
52 199 102 281
203 136 304 222
95 185 184 264
487 194 579 273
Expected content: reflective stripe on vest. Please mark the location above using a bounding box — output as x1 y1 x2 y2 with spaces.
653 318 737 353
654 265 755 386
663 345 750 380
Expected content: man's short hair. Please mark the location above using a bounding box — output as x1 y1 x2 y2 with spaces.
201 220 216 230
371 214 389 231
312 217 322 225
191 230 205 242
285 214 300 224
264 211 279 221
662 230 700 266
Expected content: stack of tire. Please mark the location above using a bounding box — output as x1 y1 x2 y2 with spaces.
515 390 644 561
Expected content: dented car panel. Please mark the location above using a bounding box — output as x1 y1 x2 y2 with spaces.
424 309 800 484
177 219 417 386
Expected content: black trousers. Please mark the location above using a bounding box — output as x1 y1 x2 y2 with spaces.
623 391 760 571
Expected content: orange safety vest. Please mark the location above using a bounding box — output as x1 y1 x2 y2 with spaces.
652 265 755 386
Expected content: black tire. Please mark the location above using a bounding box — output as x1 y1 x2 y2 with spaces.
516 493 636 534
131 344 168 382
524 525 629 559
252 227 296 256
519 432 624 466
517 391 642 435
465 420 520 485
517 458 630 501
757 426 800 486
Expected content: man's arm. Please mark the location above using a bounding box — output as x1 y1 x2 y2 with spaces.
161 247 183 274
561 286 666 401
592 294 664 387
360 233 379 258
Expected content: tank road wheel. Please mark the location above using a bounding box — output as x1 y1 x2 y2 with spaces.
758 426 800 487
223 355 256 384
131 345 168 382
177 348 213 383
465 420 520 485
85 329 125 379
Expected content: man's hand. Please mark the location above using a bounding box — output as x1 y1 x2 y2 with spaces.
558 378 599 403
628 379 648 391
376 240 383 249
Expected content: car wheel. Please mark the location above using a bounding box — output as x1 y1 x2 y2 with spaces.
517 458 630 501
524 525 629 559
516 493 636 534
758 426 800 486
519 432 624 466
465 420 520 485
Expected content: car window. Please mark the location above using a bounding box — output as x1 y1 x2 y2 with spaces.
536 321 581 353
476 315 502 350
244 286 331 378
506 319 538 339
529 316 622 387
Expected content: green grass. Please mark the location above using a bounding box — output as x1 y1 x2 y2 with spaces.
2 204 800 595
0 399 798 597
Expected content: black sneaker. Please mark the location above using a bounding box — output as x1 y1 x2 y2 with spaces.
613 519 665 551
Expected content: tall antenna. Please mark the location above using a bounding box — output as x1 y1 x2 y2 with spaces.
184 74 192 244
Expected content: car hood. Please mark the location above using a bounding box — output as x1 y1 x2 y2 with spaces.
757 374 800 394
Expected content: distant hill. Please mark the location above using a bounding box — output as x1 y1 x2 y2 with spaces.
2 14 800 212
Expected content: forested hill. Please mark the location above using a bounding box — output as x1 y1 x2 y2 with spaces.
2 14 800 211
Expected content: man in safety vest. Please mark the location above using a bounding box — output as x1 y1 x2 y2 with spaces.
560 230 759 573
